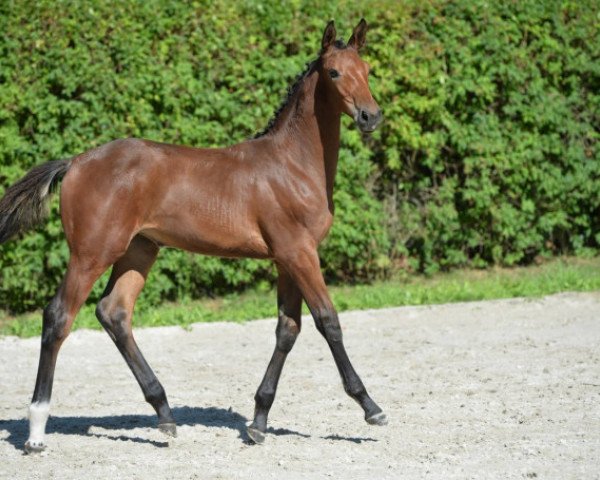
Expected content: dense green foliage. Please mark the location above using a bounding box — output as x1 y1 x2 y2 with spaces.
372 0 599 273
0 0 598 313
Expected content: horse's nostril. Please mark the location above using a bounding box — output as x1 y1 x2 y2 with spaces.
360 110 369 122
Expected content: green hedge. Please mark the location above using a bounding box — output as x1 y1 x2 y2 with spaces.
0 0 598 313
371 0 599 273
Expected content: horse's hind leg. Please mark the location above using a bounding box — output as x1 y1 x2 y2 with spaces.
95 235 176 437
25 257 109 453
247 267 302 443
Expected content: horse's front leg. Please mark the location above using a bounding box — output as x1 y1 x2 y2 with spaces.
248 266 302 443
276 240 387 427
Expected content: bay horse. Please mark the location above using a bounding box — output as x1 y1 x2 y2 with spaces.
0 19 386 453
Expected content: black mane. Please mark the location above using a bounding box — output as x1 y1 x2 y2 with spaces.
253 59 318 139
253 40 348 138
253 39 347 139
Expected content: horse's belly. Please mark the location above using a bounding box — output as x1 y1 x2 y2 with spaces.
140 224 271 259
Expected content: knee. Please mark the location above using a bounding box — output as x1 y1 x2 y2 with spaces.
41 300 68 346
276 317 300 353
313 308 342 343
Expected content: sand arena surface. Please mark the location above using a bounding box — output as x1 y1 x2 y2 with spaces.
1 292 599 479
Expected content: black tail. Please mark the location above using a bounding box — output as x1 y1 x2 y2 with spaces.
0 160 71 244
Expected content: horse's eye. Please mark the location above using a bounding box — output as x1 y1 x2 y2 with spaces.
328 69 340 79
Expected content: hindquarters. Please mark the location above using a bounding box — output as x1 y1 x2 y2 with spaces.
59 139 167 262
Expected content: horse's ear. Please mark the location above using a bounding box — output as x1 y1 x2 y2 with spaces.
321 20 336 50
348 18 368 50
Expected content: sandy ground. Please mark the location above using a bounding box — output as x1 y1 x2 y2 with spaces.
0 292 599 479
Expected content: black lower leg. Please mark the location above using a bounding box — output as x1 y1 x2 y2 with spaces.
249 349 288 440
121 342 175 426
248 272 302 443
315 310 385 422
25 298 70 452
31 300 67 403
97 306 175 430
329 342 383 420
248 314 300 443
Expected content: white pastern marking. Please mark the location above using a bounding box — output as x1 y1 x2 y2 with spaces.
28 402 50 443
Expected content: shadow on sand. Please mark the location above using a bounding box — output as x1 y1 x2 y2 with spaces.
0 405 377 451
0 406 252 450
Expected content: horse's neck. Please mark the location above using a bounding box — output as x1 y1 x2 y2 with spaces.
271 69 342 209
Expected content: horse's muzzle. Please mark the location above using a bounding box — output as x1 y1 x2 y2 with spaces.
356 108 383 133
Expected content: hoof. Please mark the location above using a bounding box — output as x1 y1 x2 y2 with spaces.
366 412 388 426
246 426 266 444
158 422 177 438
24 440 46 454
